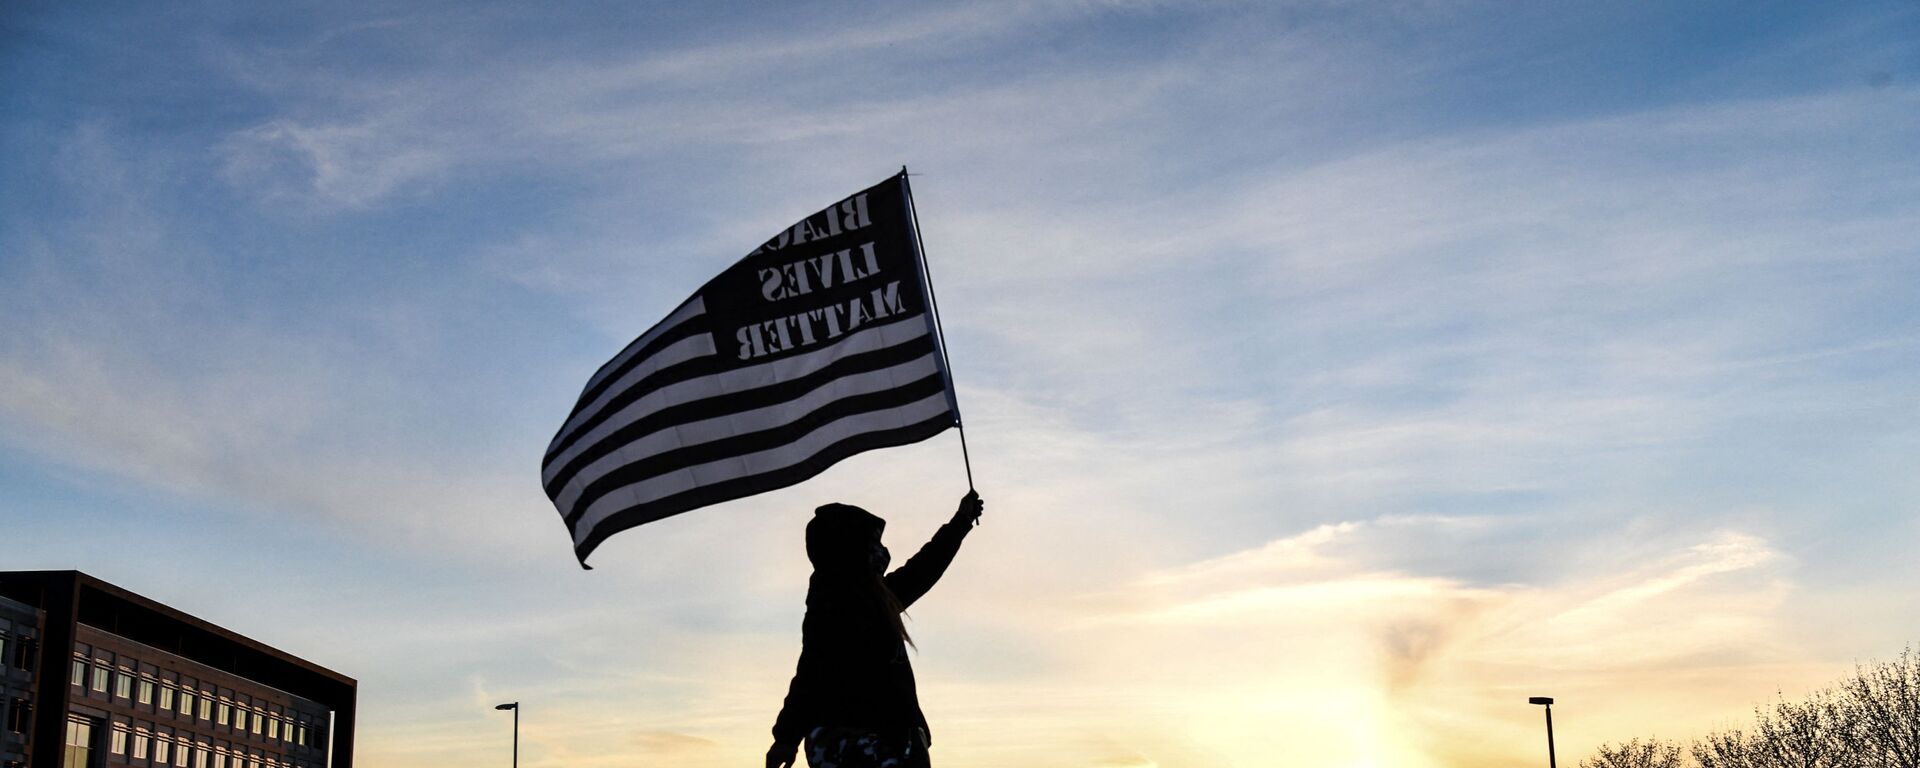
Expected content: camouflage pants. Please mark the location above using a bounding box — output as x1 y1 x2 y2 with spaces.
804 726 930 768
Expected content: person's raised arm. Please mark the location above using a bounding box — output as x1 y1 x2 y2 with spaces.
883 491 984 608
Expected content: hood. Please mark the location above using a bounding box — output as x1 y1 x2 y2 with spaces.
807 502 885 574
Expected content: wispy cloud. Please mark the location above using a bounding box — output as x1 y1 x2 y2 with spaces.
0 124 550 559
220 117 454 208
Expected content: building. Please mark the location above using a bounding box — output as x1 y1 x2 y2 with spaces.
2 594 39 767
0 572 355 768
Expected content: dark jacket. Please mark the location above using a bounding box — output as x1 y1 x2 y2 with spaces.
772 506 973 749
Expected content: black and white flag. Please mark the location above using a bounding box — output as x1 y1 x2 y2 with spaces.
543 172 958 565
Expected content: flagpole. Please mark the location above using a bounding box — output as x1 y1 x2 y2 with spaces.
899 166 975 495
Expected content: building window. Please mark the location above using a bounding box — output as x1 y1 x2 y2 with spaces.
139 678 155 705
176 742 190 767
71 659 86 686
62 718 93 764
266 718 278 740
199 696 212 721
6 698 30 734
217 702 231 726
111 725 129 755
251 711 262 735
159 685 175 711
156 735 173 764
213 750 228 768
134 730 151 760
91 664 109 692
11 636 34 670
181 691 196 717
295 725 306 747
63 716 96 768
233 709 246 732
115 671 132 699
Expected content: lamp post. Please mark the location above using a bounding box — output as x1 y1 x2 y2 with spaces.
1528 696 1557 768
495 702 519 768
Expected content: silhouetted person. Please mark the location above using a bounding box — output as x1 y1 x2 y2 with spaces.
766 491 985 768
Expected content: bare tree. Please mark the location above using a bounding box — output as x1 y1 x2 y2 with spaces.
1689 690 1857 768
1602 647 1920 768
1583 737 1685 768
1693 728 1760 768
1835 646 1920 768
1746 690 1858 768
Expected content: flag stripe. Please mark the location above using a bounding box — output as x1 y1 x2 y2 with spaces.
545 309 927 464
578 297 705 402
541 319 932 488
550 331 717 452
550 351 943 513
563 370 949 527
571 409 954 561
570 392 955 550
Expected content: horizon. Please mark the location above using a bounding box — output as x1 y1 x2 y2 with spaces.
4 2 1919 766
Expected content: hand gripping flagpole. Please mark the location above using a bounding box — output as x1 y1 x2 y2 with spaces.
899 167 976 499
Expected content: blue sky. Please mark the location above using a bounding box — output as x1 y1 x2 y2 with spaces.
4 2 1919 766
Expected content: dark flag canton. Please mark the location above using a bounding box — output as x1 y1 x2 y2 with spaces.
543 173 957 565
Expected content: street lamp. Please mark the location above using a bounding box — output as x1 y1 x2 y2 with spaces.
1528 696 1557 768
495 702 519 768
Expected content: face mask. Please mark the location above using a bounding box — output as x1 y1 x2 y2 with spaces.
869 543 891 574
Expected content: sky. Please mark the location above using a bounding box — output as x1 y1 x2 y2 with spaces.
2 1 1918 766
